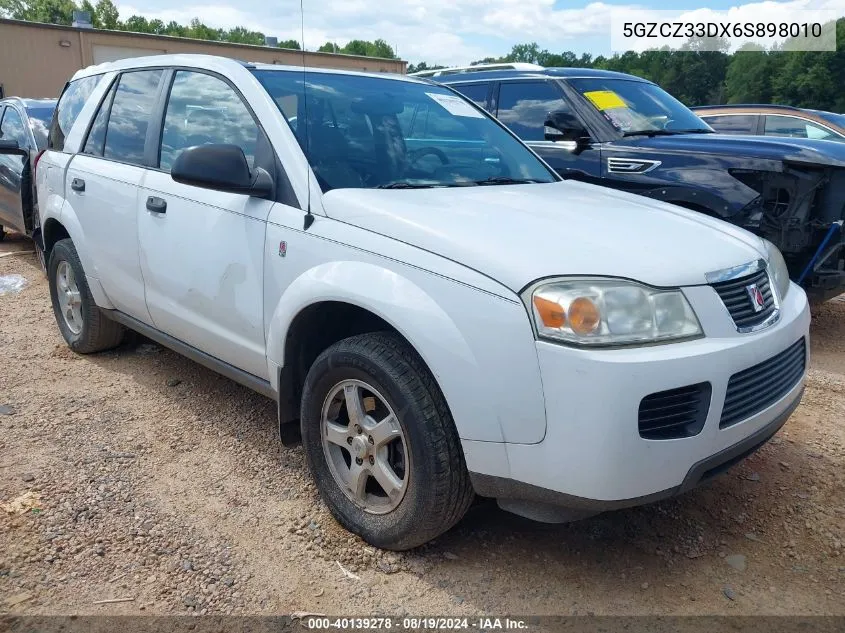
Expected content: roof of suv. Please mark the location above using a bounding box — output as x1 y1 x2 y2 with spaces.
436 67 650 84
0 97 57 108
72 53 426 85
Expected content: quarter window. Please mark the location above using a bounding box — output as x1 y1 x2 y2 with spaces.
764 115 837 141
83 81 117 156
452 83 489 110
103 70 163 166
496 81 570 141
159 71 260 172
0 108 29 148
48 74 102 152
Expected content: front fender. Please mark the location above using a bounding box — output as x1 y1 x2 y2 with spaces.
266 261 547 444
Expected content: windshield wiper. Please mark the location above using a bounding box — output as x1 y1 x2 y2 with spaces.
674 128 715 134
474 176 541 185
374 182 441 189
622 129 678 137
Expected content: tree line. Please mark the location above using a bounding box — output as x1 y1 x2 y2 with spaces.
410 18 845 111
2 0 842 109
0 0 398 58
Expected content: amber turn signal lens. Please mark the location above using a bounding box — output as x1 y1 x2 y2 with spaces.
568 297 600 335
533 296 566 328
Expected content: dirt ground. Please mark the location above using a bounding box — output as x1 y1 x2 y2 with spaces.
0 231 843 617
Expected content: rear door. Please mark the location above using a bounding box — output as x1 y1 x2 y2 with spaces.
0 105 31 233
493 79 601 179
699 113 760 136
137 69 277 378
65 69 164 323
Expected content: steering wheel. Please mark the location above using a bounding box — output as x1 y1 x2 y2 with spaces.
408 147 450 166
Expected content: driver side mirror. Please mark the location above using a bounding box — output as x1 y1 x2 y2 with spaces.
0 139 28 158
171 144 273 198
544 111 590 148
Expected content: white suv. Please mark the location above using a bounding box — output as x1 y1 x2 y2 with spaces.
5 55 810 550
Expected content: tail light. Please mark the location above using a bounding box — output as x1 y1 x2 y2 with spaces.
33 150 45 178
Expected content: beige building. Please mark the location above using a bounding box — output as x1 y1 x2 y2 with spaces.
0 18 407 99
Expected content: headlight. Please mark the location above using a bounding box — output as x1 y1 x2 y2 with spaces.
762 239 790 301
526 278 702 347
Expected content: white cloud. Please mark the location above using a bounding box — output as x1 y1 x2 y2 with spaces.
116 0 845 65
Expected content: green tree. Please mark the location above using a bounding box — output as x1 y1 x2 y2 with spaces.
0 0 75 23
185 18 221 41
318 41 338 53
93 0 118 29
225 26 264 45
277 38 301 50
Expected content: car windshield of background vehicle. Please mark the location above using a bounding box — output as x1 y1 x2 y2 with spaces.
568 78 712 136
251 70 558 192
26 107 55 149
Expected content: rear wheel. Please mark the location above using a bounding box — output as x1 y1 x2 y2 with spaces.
300 332 473 550
48 238 125 353
0 226 5 242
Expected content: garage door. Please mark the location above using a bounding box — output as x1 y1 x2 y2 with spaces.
92 45 166 64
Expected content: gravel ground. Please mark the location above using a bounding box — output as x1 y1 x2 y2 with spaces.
1 231 843 616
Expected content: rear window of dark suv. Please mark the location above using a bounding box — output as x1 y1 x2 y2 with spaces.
48 75 102 152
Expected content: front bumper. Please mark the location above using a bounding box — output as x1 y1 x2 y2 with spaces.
468 280 810 507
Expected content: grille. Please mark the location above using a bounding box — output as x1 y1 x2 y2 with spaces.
712 268 776 330
720 338 806 429
639 382 712 440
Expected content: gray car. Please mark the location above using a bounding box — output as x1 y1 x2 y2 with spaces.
0 97 56 247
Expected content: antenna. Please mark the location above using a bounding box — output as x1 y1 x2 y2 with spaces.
300 0 314 230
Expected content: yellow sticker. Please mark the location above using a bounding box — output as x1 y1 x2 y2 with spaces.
583 90 627 111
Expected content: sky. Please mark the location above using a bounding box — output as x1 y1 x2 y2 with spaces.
115 0 845 65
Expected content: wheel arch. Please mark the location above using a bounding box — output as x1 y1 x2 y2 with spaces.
266 261 506 445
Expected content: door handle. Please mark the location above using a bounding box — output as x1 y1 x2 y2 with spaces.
146 196 167 214
70 178 85 192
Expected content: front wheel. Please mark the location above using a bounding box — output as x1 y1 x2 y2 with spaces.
48 238 125 353
300 332 473 550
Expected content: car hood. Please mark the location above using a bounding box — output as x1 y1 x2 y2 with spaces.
622 133 845 168
321 181 766 292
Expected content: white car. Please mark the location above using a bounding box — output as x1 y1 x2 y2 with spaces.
4 55 810 550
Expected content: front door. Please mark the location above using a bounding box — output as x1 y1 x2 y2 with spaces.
494 79 601 181
138 69 275 379
0 106 30 233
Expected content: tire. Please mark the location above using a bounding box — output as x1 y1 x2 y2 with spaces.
300 332 473 550
48 238 125 353
0 226 5 242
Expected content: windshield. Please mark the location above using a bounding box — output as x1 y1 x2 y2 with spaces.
568 78 711 136
252 70 557 191
26 106 55 149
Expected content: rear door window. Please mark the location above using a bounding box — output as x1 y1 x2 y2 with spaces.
103 70 163 166
48 75 102 152
701 114 758 135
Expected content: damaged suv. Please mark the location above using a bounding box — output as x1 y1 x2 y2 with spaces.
1 56 810 549
438 67 845 301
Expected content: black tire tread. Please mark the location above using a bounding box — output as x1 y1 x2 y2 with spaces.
49 238 125 354
303 331 473 549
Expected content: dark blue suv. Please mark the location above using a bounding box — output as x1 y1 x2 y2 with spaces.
437 67 845 301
